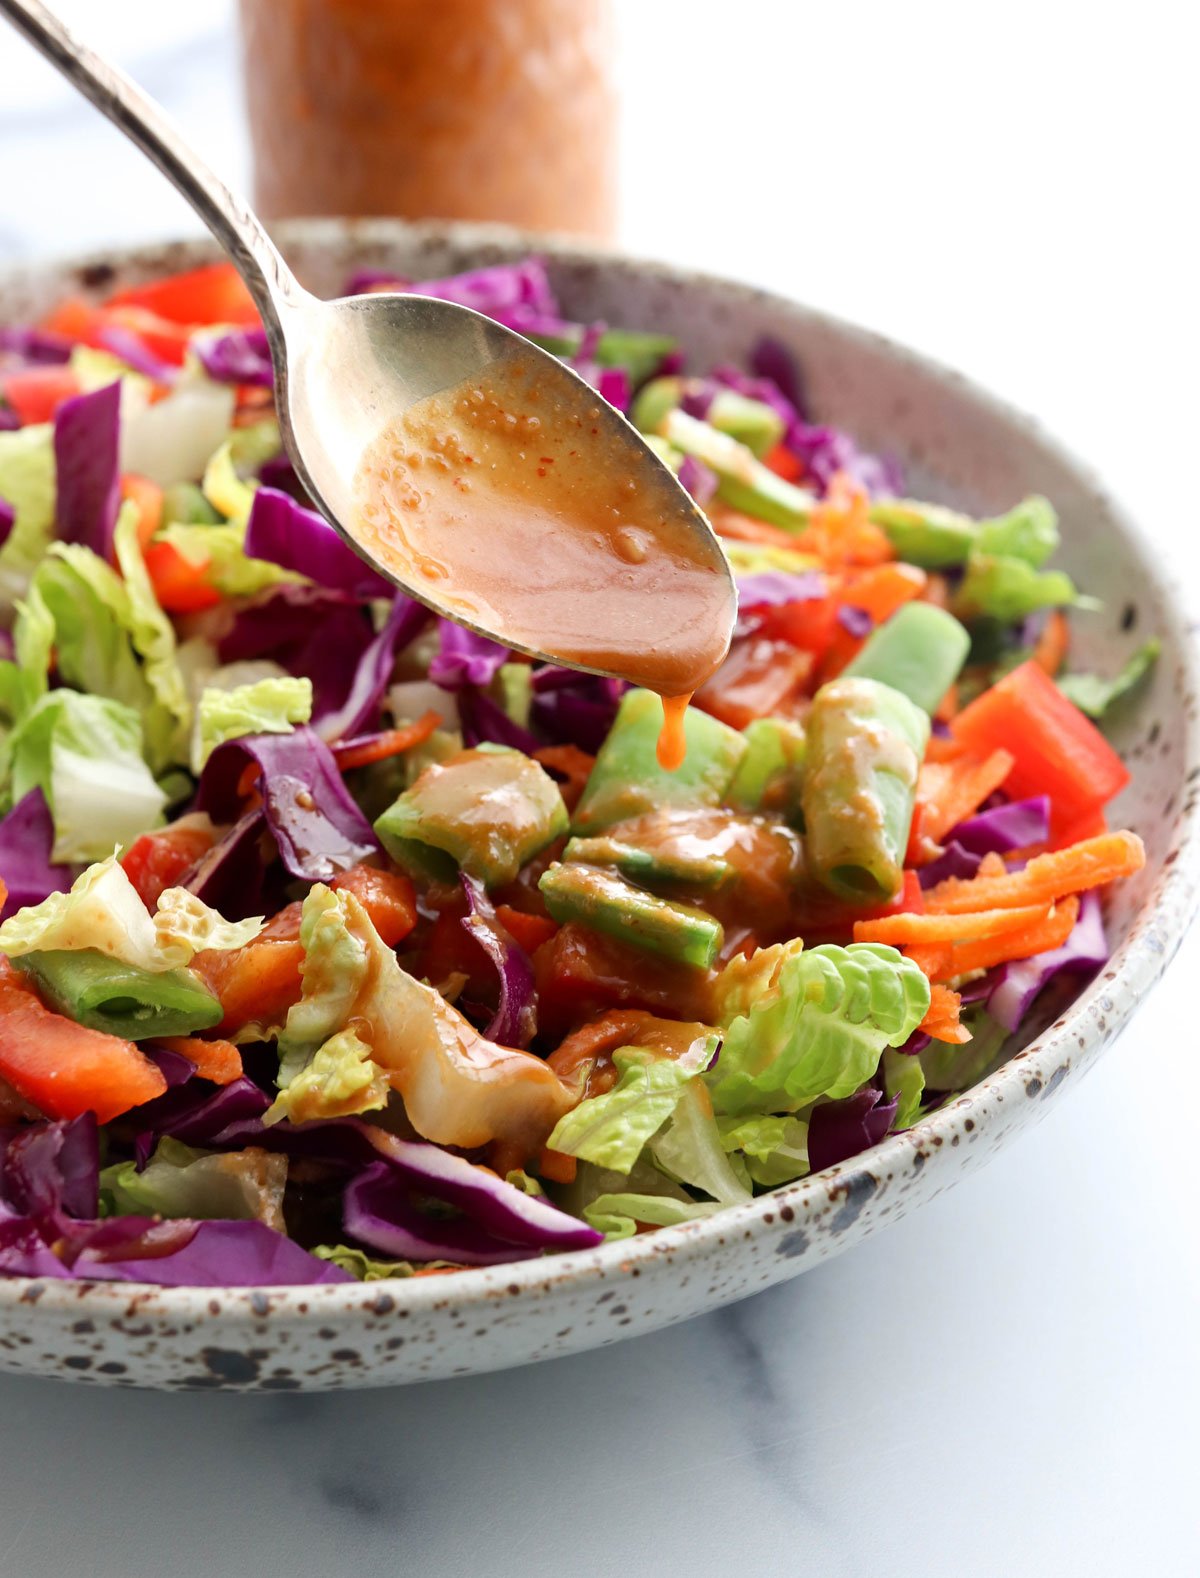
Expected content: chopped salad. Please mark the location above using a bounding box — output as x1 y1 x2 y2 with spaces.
0 258 1153 1286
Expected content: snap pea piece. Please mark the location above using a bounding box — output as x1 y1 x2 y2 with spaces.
867 499 977 567
15 950 223 1039
659 409 815 530
801 677 930 903
843 602 971 715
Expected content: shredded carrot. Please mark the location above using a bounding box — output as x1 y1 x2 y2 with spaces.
919 984 971 1044
1033 610 1070 678
709 504 804 551
917 749 1015 845
1019 805 1111 858
332 710 441 772
904 943 954 981
534 745 596 812
924 831 1145 915
924 733 969 764
537 1146 578 1185
794 471 893 567
158 1036 243 1086
940 896 1080 977
844 561 926 622
854 901 1052 947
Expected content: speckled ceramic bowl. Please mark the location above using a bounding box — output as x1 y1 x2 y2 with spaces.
2 220 1197 1392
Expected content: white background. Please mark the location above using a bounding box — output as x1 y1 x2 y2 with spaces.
0 3 1198 1573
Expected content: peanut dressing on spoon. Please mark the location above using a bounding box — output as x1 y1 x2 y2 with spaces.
351 358 732 767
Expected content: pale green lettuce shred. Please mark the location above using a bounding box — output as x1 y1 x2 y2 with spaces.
150 420 298 599
156 520 302 598
1058 638 1161 719
265 1026 389 1126
6 692 167 861
194 674 312 770
650 1084 752 1205
101 1137 287 1230
546 1038 717 1173
0 852 263 970
17 531 184 769
200 421 281 524
202 436 258 525
706 940 929 1117
11 580 56 713
0 423 55 613
956 554 1093 623
881 1046 926 1130
263 884 576 1145
267 886 390 1124
312 1245 451 1280
715 1114 811 1187
112 499 192 764
69 345 152 402
583 1193 725 1240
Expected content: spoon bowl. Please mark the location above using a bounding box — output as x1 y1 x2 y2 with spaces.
275 286 735 678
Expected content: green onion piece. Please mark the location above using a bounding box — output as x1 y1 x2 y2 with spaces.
844 602 971 714
801 677 930 903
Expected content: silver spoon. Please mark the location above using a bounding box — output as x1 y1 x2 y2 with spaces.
0 0 735 685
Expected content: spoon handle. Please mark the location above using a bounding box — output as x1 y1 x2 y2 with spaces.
0 0 307 327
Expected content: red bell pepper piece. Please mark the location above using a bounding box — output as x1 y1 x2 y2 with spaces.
0 959 167 1123
121 820 219 910
951 660 1130 833
1 366 81 425
694 638 813 729
106 263 259 328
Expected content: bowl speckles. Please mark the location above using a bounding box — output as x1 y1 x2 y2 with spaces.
2 219 1197 1390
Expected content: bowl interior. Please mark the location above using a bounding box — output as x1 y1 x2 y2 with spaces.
0 219 1195 1320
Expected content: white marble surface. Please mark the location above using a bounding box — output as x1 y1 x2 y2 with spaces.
1 3 1198 1572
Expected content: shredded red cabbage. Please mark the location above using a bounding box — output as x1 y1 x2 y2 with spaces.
195 326 274 387
459 688 540 754
919 797 1051 888
988 891 1108 1033
807 1088 900 1172
196 727 378 882
345 1154 600 1266
428 619 510 690
837 605 874 640
735 571 826 613
954 796 1051 855
181 806 268 920
678 452 719 505
95 325 178 383
460 874 537 1048
243 485 394 600
0 787 72 921
130 1075 272 1168
313 595 431 744
53 380 121 558
0 326 73 366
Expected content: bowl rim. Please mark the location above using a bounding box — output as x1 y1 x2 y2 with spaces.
2 216 1198 1320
